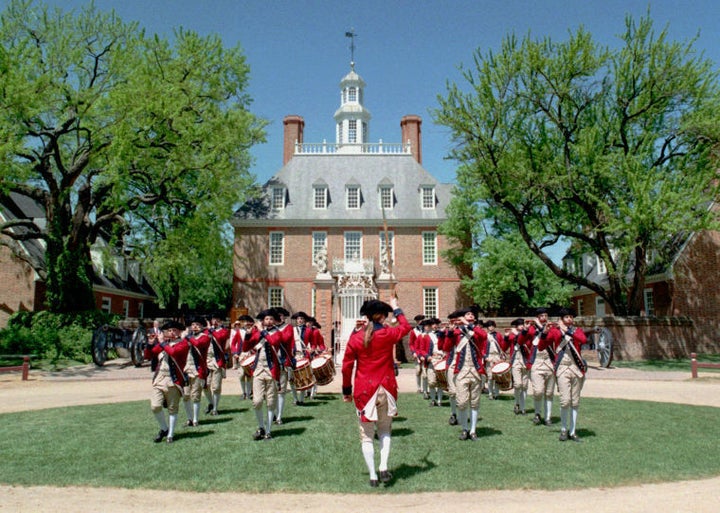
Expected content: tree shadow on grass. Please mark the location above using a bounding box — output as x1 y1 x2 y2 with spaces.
384 451 437 488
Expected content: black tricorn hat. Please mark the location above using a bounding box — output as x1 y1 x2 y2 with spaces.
414 314 426 322
238 315 254 323
257 309 281 322
290 311 309 320
161 320 185 331
189 316 206 326
359 299 393 318
534 307 548 315
558 308 575 318
510 318 525 327
273 307 290 317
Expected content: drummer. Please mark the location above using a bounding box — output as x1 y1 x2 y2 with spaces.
289 311 313 406
231 315 255 400
272 307 294 426
483 320 509 400
439 311 462 426
306 316 327 399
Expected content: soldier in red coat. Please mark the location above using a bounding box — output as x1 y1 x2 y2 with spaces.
449 307 488 441
527 307 555 426
182 317 210 427
342 296 411 488
507 318 531 415
408 314 426 394
144 320 189 444
243 309 285 440
272 307 294 425
547 308 588 442
203 313 230 416
483 319 509 400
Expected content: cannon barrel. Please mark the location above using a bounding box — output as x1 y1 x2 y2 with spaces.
91 325 147 367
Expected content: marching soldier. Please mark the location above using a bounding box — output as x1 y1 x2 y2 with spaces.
183 317 211 427
507 318 531 415
527 308 555 426
203 314 230 416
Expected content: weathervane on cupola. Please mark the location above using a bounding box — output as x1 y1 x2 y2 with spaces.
345 29 357 70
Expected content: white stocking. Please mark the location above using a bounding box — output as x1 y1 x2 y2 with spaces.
378 433 391 472
362 441 377 480
154 411 168 431
560 407 568 431
470 409 479 433
168 414 177 438
571 407 579 435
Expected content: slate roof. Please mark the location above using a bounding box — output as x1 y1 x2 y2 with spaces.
234 153 454 226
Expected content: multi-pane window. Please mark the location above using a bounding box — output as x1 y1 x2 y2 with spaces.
421 186 435 209
378 231 394 269
422 231 437 265
577 299 584 317
348 87 357 102
337 122 343 143
271 187 285 210
346 185 360 209
344 231 362 260
644 288 655 316
313 186 328 209
379 186 393 210
348 120 357 143
268 287 283 308
423 288 438 318
269 232 284 265
123 300 130 318
138 302 144 319
101 297 112 314
312 231 327 264
596 255 607 275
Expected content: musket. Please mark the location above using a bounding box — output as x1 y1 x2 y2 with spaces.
381 204 397 299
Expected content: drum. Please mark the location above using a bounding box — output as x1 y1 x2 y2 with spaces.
433 359 449 392
491 361 513 391
239 354 255 377
311 355 335 386
293 358 316 391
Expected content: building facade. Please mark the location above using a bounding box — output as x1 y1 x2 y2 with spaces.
231 65 463 362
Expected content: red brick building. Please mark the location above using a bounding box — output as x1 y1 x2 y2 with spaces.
231 65 463 362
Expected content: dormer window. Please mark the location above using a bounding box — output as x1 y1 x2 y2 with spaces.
313 185 328 209
271 187 286 210
421 186 436 210
379 185 393 210
346 185 361 209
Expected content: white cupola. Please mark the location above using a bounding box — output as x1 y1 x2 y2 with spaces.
334 65 371 147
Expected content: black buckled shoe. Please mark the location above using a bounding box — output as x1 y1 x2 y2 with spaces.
532 414 542 425
154 429 168 443
448 413 458 426
205 404 213 414
379 470 392 483
252 428 266 441
264 432 273 441
514 404 520 415
369 479 379 488
569 433 582 443
469 432 478 441
559 429 569 442
459 429 470 441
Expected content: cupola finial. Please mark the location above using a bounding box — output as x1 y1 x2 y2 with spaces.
345 29 357 70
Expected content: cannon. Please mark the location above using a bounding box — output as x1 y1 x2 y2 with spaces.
91 325 147 367
581 327 614 368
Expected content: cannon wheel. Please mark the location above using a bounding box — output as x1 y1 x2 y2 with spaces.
91 326 109 366
130 328 147 367
595 327 614 368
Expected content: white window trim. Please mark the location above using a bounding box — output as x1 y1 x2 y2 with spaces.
421 186 436 210
101 296 112 313
271 187 285 210
422 231 437 265
379 186 394 211
643 287 655 316
268 287 284 308
346 185 361 210
344 231 363 260
423 287 438 318
312 231 327 265
313 186 328 210
269 231 285 266
596 255 607 275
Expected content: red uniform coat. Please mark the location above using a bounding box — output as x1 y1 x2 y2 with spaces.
414 332 433 364
243 326 285 381
342 310 412 421
186 332 211 379
408 327 422 359
484 331 509 357
206 327 230 369
144 339 190 387
546 325 588 374
308 327 326 354
525 322 554 369
449 325 488 375
507 330 532 367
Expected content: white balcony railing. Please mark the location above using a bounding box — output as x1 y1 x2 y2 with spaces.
296 140 411 155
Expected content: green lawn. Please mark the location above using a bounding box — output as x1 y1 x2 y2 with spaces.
612 353 720 372
0 392 718 493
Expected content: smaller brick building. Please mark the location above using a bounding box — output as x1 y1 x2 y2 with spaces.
0 192 157 327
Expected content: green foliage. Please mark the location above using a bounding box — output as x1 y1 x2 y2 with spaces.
435 13 720 316
0 394 719 491
0 310 117 362
0 0 266 313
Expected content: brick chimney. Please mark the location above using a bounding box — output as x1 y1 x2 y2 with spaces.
283 115 305 165
400 115 422 165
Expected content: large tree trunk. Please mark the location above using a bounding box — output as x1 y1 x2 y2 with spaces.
44 237 96 313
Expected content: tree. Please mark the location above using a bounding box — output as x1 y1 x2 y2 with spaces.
0 1 266 313
435 13 720 316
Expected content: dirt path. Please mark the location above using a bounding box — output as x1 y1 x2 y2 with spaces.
1 362 719 512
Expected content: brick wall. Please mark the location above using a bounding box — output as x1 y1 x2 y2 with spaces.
0 244 38 328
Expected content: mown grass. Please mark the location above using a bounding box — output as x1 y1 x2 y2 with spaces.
0 392 718 493
612 353 720 373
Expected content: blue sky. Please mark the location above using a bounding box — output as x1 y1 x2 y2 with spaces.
8 0 720 186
